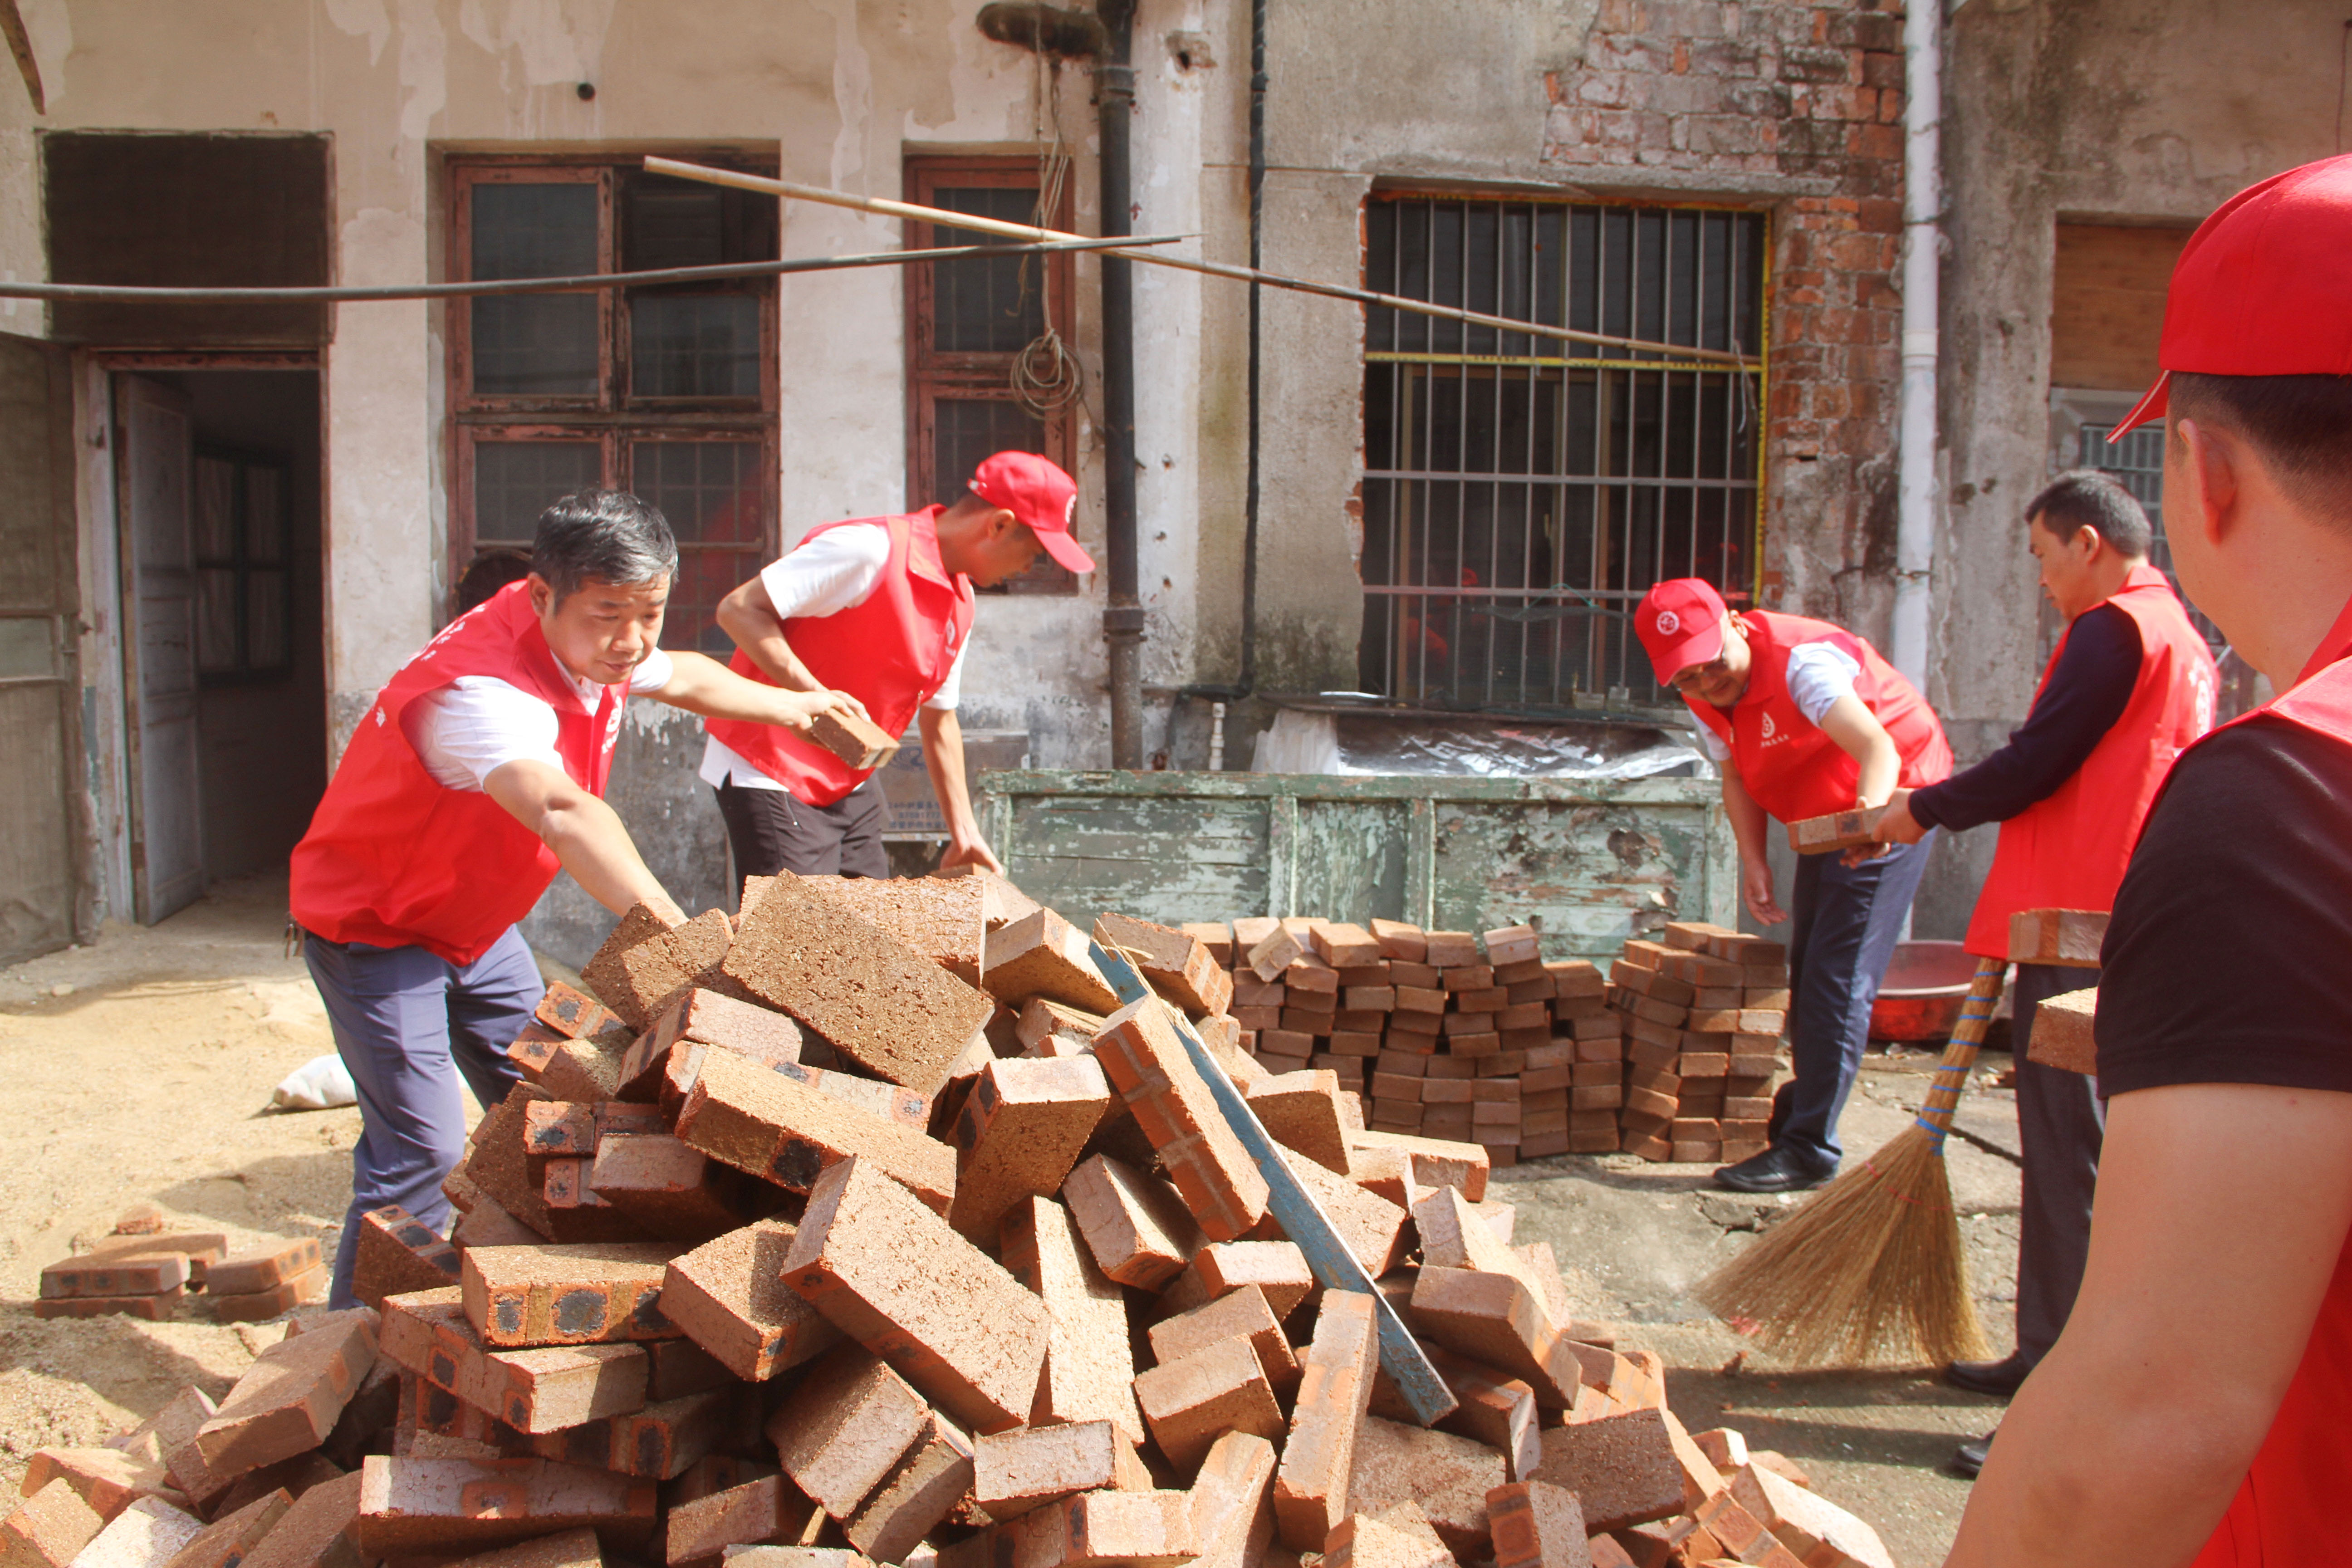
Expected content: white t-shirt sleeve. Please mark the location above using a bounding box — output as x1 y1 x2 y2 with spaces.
760 525 891 620
404 678 566 792
628 648 675 694
1784 640 1864 725
1689 717 1730 762
923 637 968 712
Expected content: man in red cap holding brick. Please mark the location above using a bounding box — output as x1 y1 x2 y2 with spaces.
1949 153 2352 1566
1636 577 1953 1193
701 451 1092 882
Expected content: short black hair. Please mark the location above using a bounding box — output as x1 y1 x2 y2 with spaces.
456 547 532 613
2170 372 2352 526
531 490 679 603
2026 469 2153 558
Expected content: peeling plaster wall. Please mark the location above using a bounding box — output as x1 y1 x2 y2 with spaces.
1924 0 2342 937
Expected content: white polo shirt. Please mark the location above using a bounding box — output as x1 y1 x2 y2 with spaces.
697 523 970 793
404 649 674 792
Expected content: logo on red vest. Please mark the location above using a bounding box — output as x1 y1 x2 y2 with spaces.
1759 710 1785 746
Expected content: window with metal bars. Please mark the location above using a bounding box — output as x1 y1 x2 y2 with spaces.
446 156 779 652
1359 196 1768 710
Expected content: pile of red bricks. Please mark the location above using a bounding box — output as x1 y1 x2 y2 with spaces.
35 1209 328 1323
8 870 1893 1568
1165 920 1622 1169
1603 925 1792 1166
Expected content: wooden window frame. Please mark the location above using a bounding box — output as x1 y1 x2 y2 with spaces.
445 153 781 629
903 154 1079 595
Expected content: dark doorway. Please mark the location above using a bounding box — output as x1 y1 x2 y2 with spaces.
114 369 324 910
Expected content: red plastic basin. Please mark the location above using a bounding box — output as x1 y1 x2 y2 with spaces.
1869 939 1981 1042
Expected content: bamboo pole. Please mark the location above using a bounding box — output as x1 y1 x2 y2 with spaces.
643 156 1757 369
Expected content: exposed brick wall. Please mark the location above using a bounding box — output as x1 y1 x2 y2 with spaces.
1541 0 1908 619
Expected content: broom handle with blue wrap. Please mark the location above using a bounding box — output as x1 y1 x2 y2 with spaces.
1914 957 2010 1148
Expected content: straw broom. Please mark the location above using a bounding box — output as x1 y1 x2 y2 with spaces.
1696 955 2007 1367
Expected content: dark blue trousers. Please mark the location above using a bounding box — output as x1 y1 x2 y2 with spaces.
1772 831 1936 1164
303 924 537 1308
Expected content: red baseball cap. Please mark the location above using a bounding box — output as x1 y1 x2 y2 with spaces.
1635 578 1730 685
2114 152 2352 437
970 451 1093 573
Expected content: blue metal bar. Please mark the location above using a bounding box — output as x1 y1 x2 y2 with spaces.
1086 936 1457 1427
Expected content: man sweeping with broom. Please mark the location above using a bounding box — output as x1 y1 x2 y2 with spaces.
1636 578 1953 1194
1872 471 2216 1480
1947 153 2352 1565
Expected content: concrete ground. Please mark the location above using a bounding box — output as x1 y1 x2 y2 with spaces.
0 881 2024 1565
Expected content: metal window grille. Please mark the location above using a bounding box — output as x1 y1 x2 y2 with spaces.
2078 422 2225 655
1360 197 1768 710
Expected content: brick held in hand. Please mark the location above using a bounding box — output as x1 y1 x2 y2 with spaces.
782 1155 1052 1436
606 910 738 1034
659 1220 840 1383
1095 911 1235 1018
809 707 901 770
1092 995 1269 1243
971 1421 1147 1522
674 1046 955 1215
1785 810 1880 855
353 1456 656 1556
352 1206 463 1312
2029 986 2098 1075
462 1243 681 1348
2007 906 2107 968
766 1345 931 1520
984 909 1122 1014
1346 1416 1506 1558
623 989 804 1103
193 1308 379 1478
948 1055 1113 1243
720 874 994 1097
1000 1196 1145 1445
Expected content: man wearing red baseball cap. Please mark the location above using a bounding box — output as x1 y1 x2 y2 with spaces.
701 451 1092 881
1948 155 2352 1566
1637 576 1953 1193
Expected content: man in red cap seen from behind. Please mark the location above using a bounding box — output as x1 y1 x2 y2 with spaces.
1948 154 2352 1568
1636 576 1953 1194
701 451 1092 881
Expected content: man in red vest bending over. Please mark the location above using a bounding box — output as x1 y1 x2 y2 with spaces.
1949 154 2352 1568
700 451 1093 881
1637 578 1954 1194
290 490 858 1308
1872 471 2216 1478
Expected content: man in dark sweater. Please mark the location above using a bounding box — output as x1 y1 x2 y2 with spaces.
1876 471 2216 1476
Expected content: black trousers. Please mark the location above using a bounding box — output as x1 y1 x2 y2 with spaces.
714 777 889 881
2012 960 2106 1367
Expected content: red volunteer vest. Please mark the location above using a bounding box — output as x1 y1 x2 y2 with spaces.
1688 610 1953 823
704 510 975 807
2178 602 2352 1568
1962 565 2219 957
289 579 622 966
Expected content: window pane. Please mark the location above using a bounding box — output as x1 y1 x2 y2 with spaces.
247 570 288 668
928 186 1045 353
195 457 236 561
474 441 603 547
470 183 600 397
932 397 1043 504
630 294 760 397
196 568 238 672
620 176 777 270
245 465 286 565
631 440 765 653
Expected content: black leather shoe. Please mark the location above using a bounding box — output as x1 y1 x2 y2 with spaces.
1713 1144 1839 1193
1945 1352 2034 1398
1952 1431 1993 1478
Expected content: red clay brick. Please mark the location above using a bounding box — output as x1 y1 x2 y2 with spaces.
1148 1287 1299 1396
1271 1289 1377 1550
1093 998 1269 1242
1529 1411 1687 1533
1347 1416 1504 1558
63 1495 201 1568
622 989 804 1102
659 1221 840 1383
1407 1269 1584 1409
782 1156 1052 1436
0 1481 105 1568
1345 1131 1488 1200
720 874 995 1096
662 1474 812 1567
843 1410 973 1562
193 1309 378 1478
675 1047 955 1215
38 1254 190 1301
462 1245 679 1348
354 1456 655 1555
351 1206 464 1312
524 1390 730 1480
1059 1155 1202 1291
1095 913 1234 1018
160 1488 291 1568
998 1197 1144 1445
537 982 625 1041
440 1528 604 1568
949 1056 1113 1243
1186 1430 1278 1568
1262 1148 1407 1276
1245 1073 1351 1175
1726 1463 1890 1568
972 1422 1147 1521
1004 1488 1197 1568
208 1241 324 1298
1323 1504 1452 1568
1486 1480 1589 1568
232 1470 365 1568
767 1347 930 1519
804 872 990 986
18 1450 174 1525
1132 1339 1283 1472
31 1289 184 1323
982 910 1121 1014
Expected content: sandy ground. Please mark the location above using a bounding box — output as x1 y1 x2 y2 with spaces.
0 877 2025 1565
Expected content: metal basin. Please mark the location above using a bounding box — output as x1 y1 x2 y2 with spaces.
1870 939 1982 1042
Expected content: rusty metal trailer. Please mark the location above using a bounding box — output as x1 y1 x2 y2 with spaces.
974 769 1735 964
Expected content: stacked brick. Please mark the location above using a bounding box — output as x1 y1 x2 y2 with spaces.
35 1213 332 1324
1606 923 1791 1166
1177 920 1622 1171
9 868 1896 1568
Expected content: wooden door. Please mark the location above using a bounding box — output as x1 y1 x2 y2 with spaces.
115 374 204 922
0 333 87 962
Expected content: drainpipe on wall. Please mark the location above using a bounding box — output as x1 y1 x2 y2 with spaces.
1890 0 1942 690
1098 0 1145 769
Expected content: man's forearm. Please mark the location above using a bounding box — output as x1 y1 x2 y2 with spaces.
1722 769 1771 862
919 708 981 843
539 792 681 922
